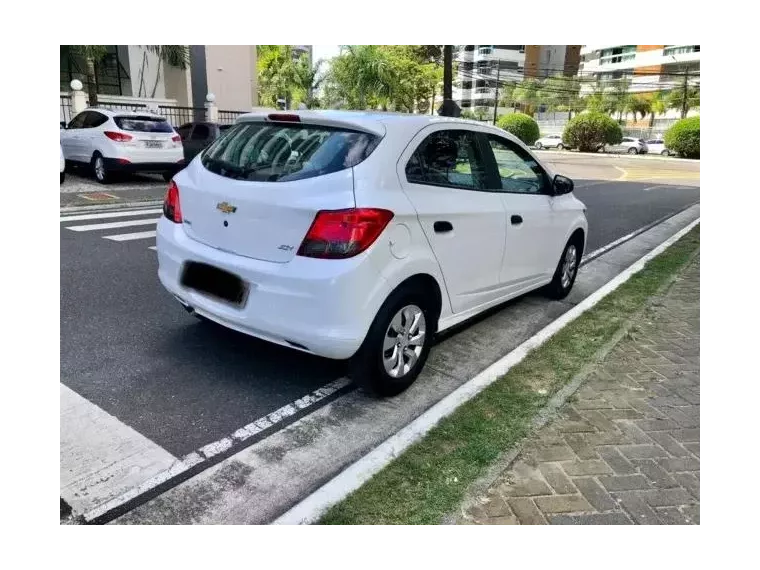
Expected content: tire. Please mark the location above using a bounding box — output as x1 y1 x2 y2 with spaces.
349 284 435 397
661 150 669 156
544 238 582 300
91 153 110 184
60 172 65 184
535 142 543 150
556 143 564 150
628 147 638 155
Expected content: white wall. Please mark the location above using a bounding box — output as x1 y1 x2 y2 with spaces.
128 46 166 99
205 45 257 111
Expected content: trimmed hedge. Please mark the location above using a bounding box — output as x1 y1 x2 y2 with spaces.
664 116 699 158
562 112 623 152
497 113 540 146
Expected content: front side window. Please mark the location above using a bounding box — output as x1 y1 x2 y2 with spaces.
200 122 381 182
486 135 549 194
406 130 489 190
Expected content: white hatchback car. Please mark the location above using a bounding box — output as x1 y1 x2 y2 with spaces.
157 111 588 396
645 139 674 156
60 108 183 183
534 134 565 150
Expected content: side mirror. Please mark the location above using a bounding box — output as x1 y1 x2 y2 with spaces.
553 174 574 196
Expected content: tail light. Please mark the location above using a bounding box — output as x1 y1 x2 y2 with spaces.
297 208 393 259
172 135 181 143
104 131 133 142
163 180 182 223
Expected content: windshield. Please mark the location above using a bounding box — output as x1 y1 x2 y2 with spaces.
114 116 174 133
200 122 381 182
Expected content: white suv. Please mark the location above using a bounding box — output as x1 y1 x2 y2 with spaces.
60 108 183 183
156 111 588 396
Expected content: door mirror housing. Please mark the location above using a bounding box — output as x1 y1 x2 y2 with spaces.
552 174 574 195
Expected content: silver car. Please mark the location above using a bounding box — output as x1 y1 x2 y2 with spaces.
645 139 674 156
602 137 648 155
534 134 565 150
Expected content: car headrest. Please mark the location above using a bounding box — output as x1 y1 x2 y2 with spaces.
424 136 458 169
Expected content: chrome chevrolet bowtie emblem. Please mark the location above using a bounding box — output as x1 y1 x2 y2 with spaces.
216 201 237 214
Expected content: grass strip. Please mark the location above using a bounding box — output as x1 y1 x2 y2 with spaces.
320 225 699 524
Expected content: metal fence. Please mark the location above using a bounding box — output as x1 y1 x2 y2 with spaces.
157 105 206 127
60 95 73 125
219 110 246 125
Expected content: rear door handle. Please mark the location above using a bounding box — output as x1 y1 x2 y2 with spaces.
511 215 523 225
433 221 453 233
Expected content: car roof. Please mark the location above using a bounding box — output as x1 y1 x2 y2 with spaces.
236 109 524 144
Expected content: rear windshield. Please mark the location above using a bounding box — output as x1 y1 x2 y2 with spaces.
114 116 174 133
200 122 381 182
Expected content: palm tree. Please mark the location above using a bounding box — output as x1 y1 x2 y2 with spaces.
513 78 541 115
607 78 631 122
627 95 652 123
648 90 668 127
258 45 300 109
69 46 109 106
293 56 324 109
142 46 189 98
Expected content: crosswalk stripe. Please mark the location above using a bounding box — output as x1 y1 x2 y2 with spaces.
148 246 157 251
104 231 157 242
60 208 162 223
66 219 158 232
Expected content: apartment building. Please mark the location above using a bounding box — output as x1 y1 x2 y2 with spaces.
454 45 524 110
579 45 700 93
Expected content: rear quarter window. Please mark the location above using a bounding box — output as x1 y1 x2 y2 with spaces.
201 122 381 182
114 116 174 133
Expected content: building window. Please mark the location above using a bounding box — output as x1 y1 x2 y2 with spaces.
60 45 131 96
464 45 475 52
663 45 700 56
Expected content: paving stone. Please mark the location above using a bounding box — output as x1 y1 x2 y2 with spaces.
618 444 670 460
573 399 613 410
634 419 681 432
539 463 577 494
549 512 631 525
616 421 653 444
561 460 614 476
500 479 554 497
673 472 700 500
640 488 695 508
681 504 700 524
597 447 637 475
602 409 644 420
533 444 577 462
580 410 618 432
656 457 700 473
614 492 660 525
534 494 593 514
683 442 699 457
598 474 651 492
633 460 679 488
645 431 691 457
573 477 617 511
670 428 700 443
507 498 547 525
563 433 600 460
557 421 597 433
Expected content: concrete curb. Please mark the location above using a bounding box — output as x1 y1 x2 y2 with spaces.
60 200 163 215
272 217 700 525
533 149 700 163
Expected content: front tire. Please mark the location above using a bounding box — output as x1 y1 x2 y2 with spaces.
661 150 670 156
535 142 543 150
92 153 110 184
349 286 434 397
628 147 638 155
556 143 564 150
545 238 581 300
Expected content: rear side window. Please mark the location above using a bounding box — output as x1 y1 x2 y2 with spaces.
190 124 211 141
200 122 381 182
114 116 174 133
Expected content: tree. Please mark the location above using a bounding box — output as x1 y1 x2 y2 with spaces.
606 78 631 122
540 75 574 120
649 90 668 127
498 83 516 111
258 45 301 109
667 85 700 118
583 80 610 114
496 113 540 145
69 46 109 106
664 116 699 158
141 46 189 98
513 78 542 116
563 112 622 152
292 56 325 109
627 94 652 123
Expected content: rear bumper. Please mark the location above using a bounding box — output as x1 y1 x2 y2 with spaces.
104 158 183 174
156 217 392 360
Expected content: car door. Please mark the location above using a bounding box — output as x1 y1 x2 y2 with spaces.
60 112 88 162
483 133 563 292
399 127 507 314
81 111 109 160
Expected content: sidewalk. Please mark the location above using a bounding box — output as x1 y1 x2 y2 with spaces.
459 255 700 525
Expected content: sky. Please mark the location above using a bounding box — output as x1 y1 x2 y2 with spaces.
312 45 341 70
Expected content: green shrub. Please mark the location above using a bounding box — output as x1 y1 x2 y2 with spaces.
664 116 699 158
459 109 477 120
496 113 540 146
562 112 623 152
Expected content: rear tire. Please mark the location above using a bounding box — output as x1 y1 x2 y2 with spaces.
349 285 435 397
535 142 543 149
661 150 669 156
92 153 110 184
628 147 638 155
544 238 582 300
60 172 65 184
556 143 564 150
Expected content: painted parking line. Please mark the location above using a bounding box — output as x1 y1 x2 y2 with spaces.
60 208 162 223
104 230 157 242
66 219 157 232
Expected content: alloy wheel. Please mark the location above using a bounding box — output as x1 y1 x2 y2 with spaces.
382 304 426 378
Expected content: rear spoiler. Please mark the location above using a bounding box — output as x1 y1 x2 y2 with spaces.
235 111 386 137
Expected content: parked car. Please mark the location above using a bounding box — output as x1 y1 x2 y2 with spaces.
601 137 648 155
645 139 674 156
156 111 588 397
55 141 66 184
534 134 566 150
60 108 183 184
176 122 234 164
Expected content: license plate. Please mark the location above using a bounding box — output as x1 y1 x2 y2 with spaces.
144 140 163 149
180 262 248 306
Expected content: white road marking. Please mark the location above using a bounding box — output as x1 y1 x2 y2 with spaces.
273 217 701 525
80 377 351 522
60 208 162 223
60 384 177 516
582 228 644 263
66 219 157 232
148 246 157 251
104 230 157 242
643 185 668 192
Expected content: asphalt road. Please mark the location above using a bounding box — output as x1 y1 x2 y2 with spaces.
60 174 699 457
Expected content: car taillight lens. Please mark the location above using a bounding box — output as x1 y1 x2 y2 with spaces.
297 208 394 259
172 135 181 143
104 131 133 142
163 180 182 223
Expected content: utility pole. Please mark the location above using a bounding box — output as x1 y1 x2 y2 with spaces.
492 60 501 125
681 65 689 119
438 45 460 117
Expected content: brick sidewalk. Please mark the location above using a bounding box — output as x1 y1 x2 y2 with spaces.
460 255 700 525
